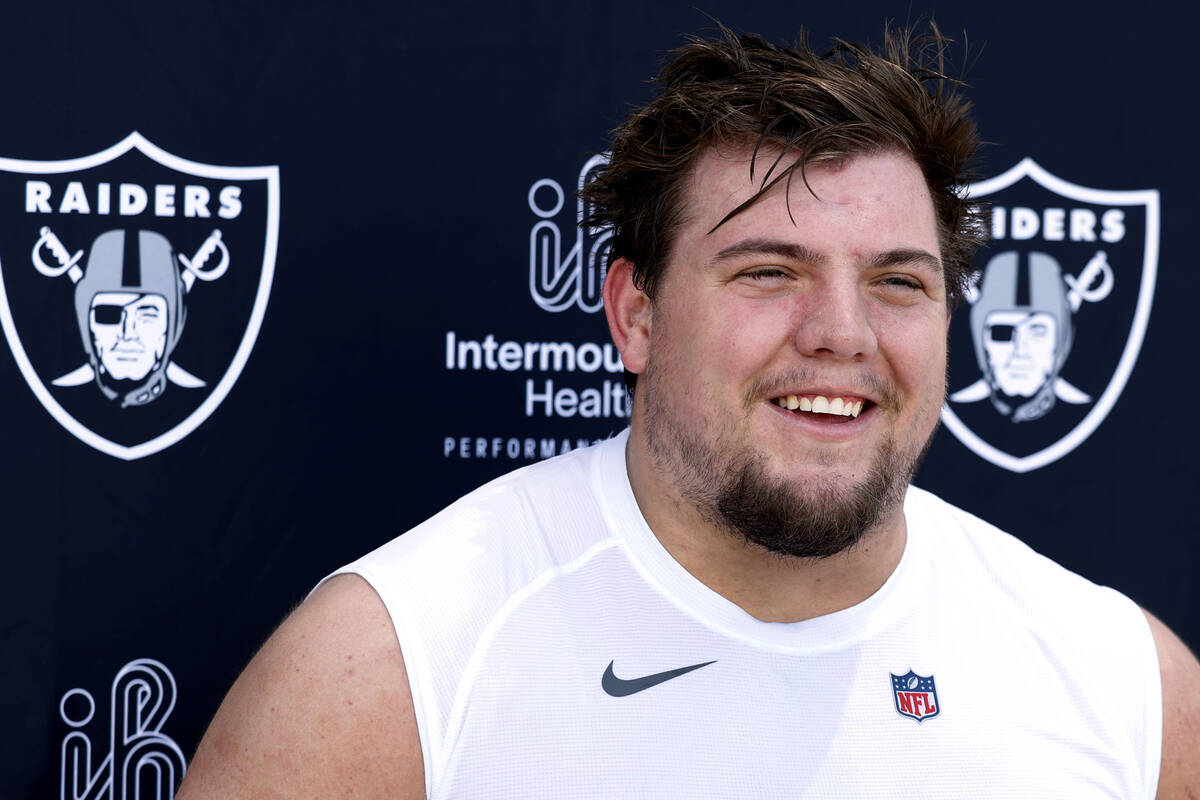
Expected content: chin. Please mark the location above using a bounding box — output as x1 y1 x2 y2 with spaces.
710 447 907 560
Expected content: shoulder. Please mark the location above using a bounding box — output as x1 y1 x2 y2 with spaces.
178 574 424 798
343 436 623 615
907 485 1119 597
333 437 626 741
904 485 1108 601
381 435 615 555
906 486 1150 643
178 437 628 798
1142 608 1200 799
908 486 1184 796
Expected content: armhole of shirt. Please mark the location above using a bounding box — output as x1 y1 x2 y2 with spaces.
319 565 439 800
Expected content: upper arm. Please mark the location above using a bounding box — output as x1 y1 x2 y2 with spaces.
177 574 425 799
1143 608 1200 800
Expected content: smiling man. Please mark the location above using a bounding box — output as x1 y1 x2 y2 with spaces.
180 25 1199 799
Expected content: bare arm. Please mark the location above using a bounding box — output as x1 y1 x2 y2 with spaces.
177 574 425 799
1144 608 1200 799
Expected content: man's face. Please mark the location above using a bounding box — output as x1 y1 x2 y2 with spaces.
983 310 1058 398
635 147 948 557
89 291 168 381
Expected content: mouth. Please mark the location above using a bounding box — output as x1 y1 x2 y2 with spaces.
770 393 871 421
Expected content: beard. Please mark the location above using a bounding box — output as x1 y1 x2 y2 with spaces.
641 370 937 560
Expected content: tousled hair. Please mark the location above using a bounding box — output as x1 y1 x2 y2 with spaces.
585 22 985 311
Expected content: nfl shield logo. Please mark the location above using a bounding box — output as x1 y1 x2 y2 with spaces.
942 159 1159 472
891 670 940 723
0 132 279 459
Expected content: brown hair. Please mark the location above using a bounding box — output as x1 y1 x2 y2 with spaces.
584 23 985 308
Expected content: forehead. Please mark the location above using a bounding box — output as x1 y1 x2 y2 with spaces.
986 310 1057 325
671 145 939 262
92 292 165 307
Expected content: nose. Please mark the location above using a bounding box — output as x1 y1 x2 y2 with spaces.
791 277 877 360
119 307 137 340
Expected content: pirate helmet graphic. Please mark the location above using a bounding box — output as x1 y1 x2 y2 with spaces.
0 133 276 460
73 229 187 407
941 158 1154 472
968 250 1075 422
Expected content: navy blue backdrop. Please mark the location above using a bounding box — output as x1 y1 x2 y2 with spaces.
1 3 1193 796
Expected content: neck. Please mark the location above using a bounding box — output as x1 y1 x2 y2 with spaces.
624 423 908 624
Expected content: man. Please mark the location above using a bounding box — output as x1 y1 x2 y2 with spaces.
180 25 1199 798
73 229 186 406
89 291 169 378
970 250 1077 421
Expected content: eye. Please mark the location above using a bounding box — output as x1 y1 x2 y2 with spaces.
879 275 923 291
739 267 790 282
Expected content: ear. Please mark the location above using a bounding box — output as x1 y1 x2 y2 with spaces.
603 257 651 375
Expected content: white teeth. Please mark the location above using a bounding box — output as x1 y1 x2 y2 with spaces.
774 394 868 418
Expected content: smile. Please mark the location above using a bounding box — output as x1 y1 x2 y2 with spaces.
771 394 867 418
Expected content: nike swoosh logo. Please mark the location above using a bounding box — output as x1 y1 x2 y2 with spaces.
601 659 716 697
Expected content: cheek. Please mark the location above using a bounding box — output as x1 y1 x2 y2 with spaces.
650 311 765 418
983 341 1009 361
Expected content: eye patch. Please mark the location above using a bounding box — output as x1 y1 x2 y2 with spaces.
91 305 125 325
987 324 1014 342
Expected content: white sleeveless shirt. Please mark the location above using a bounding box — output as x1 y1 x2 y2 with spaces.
332 430 1161 798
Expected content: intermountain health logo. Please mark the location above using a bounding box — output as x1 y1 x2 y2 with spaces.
59 658 186 799
943 159 1159 472
528 154 610 313
0 133 279 459
441 154 628 463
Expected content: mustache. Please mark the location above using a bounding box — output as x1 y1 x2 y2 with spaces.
743 369 902 410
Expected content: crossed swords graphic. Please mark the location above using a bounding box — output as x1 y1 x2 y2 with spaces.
32 225 229 389
951 250 1114 405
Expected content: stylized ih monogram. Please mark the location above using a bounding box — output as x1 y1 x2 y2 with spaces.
528 154 612 313
59 658 187 800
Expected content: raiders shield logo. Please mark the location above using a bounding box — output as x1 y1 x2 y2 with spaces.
0 132 279 459
942 159 1159 472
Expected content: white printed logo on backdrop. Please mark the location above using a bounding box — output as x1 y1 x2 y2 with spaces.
59 658 186 800
441 154 627 463
942 159 1159 472
528 154 611 313
0 132 279 460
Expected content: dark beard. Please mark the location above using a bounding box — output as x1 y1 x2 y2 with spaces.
712 441 913 559
643 379 934 560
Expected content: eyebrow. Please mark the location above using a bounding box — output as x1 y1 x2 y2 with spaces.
867 248 943 276
713 238 827 266
713 238 943 275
